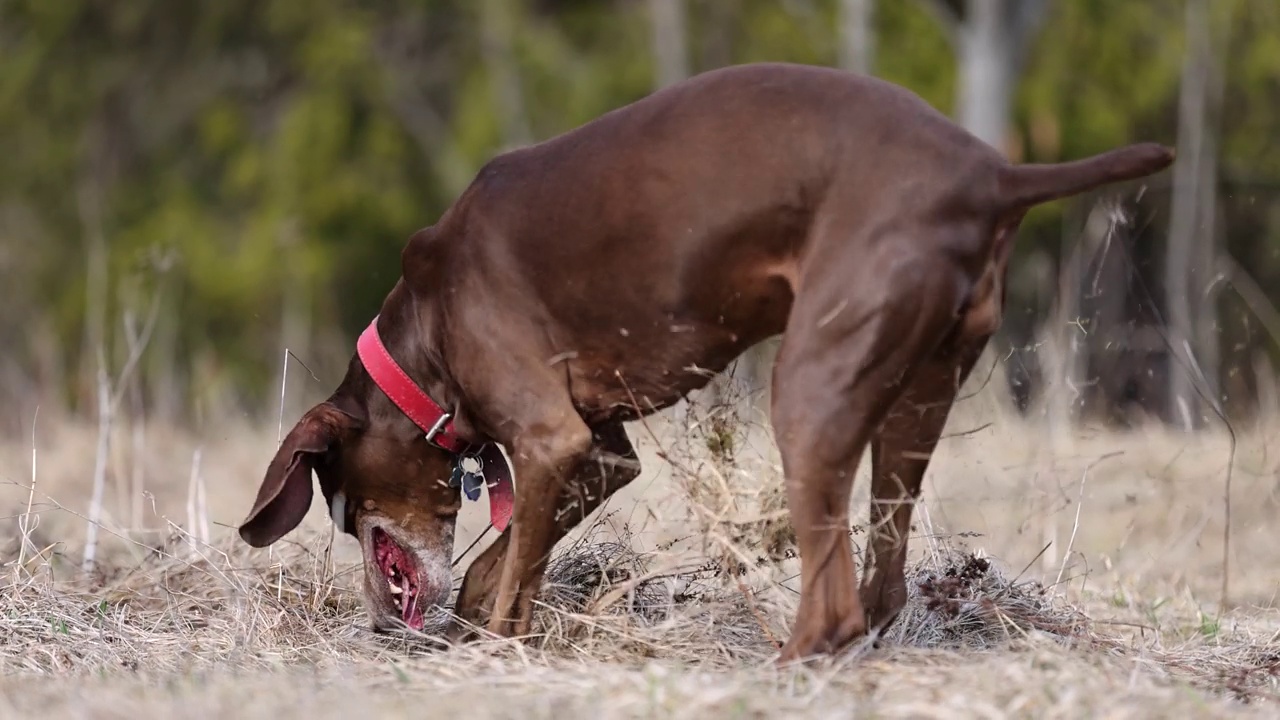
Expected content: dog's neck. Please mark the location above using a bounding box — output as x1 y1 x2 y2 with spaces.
373 280 483 443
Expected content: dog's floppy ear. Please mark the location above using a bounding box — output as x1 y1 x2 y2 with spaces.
238 402 359 548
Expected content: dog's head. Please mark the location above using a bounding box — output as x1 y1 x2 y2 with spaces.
237 379 463 633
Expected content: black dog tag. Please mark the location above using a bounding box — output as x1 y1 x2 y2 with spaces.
456 454 485 501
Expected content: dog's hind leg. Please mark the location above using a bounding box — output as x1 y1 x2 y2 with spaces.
771 251 967 664
859 337 988 636
451 421 641 640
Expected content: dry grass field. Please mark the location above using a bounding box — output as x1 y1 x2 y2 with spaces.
2 358 1278 718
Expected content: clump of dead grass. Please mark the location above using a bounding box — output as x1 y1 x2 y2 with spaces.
886 543 1092 649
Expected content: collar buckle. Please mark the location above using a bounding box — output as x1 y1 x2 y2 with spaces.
424 411 454 446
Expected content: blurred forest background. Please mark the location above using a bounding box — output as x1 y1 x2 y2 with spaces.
2 0 1279 438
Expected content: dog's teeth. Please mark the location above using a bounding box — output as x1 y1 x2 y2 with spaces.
388 582 403 595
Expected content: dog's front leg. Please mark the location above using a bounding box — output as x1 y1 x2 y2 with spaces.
487 419 594 638
450 422 641 641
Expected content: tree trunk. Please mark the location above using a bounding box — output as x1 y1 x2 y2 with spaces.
78 177 109 413
650 0 690 89
956 0 1016 153
838 0 875 75
1165 0 1222 430
698 0 737 69
1193 1 1228 419
479 0 533 149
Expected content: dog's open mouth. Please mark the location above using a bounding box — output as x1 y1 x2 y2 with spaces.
372 527 425 630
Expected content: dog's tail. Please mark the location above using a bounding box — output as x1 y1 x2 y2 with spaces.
998 142 1176 211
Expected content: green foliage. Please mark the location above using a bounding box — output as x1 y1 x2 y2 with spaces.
2 0 1279 419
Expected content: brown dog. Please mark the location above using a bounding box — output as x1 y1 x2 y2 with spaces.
238 62 1174 662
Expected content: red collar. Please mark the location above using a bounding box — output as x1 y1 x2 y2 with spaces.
356 318 513 531
357 318 470 453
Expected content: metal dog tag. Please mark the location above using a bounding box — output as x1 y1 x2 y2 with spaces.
457 454 485 502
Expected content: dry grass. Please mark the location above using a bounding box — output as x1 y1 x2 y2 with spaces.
2 360 1279 718
2 520 1277 718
